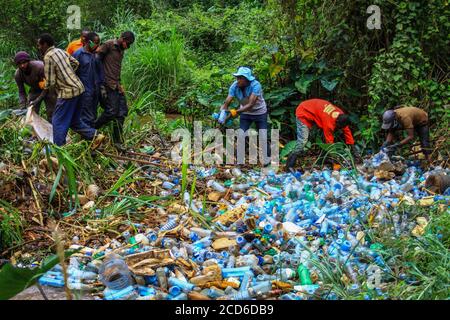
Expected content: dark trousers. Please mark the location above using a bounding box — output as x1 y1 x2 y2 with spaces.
95 87 128 144
79 89 99 128
52 95 96 146
29 89 57 122
416 125 431 155
239 112 271 161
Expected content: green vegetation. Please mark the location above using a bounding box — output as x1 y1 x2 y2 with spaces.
0 0 448 300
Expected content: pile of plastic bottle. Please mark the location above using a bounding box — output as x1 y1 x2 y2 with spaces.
38 161 450 300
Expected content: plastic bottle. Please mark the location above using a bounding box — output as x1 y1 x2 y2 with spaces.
239 271 254 292
297 264 313 285
156 267 168 290
207 180 227 193
248 281 272 297
190 227 213 238
232 183 252 191
227 254 236 268
274 268 296 281
162 181 176 189
183 192 199 213
156 172 169 181
171 292 188 300
138 286 157 297
218 110 227 124
222 266 252 278
168 277 195 292
160 219 178 232
103 286 138 300
206 287 225 298
192 237 212 250
232 168 243 177
239 242 253 255
169 286 182 296
38 276 65 288
99 254 133 291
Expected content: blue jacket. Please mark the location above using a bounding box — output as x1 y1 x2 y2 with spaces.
72 47 104 93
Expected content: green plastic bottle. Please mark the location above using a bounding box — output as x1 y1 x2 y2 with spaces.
305 191 315 202
265 248 277 256
129 237 138 250
297 264 313 285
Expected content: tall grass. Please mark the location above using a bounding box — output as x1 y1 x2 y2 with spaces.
0 200 23 252
122 31 188 108
52 146 81 211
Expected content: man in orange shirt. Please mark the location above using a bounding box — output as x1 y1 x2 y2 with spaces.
286 98 356 171
66 28 90 55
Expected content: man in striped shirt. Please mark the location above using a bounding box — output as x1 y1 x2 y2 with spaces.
38 33 102 146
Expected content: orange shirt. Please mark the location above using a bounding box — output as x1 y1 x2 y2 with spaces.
66 38 83 56
295 99 354 145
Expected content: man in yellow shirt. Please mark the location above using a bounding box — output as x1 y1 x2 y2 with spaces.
66 28 90 55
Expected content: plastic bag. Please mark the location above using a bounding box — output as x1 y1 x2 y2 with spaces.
24 106 53 142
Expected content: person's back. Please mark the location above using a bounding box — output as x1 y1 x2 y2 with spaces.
97 39 124 90
15 60 44 90
296 99 343 129
287 98 356 171
394 106 428 129
44 46 84 98
296 98 353 145
72 47 101 93
66 38 83 56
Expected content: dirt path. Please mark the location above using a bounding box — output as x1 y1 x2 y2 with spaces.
11 285 96 300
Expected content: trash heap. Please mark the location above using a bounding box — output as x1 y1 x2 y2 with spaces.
37 156 450 300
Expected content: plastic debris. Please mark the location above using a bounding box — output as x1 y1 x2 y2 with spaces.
37 159 450 300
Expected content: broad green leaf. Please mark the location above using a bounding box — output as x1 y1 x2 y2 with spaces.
280 140 298 158
321 79 339 92
0 250 78 300
295 76 315 94
271 108 287 116
0 109 12 122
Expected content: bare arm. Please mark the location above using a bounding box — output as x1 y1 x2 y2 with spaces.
221 95 234 111
15 73 27 106
399 128 414 146
382 131 395 147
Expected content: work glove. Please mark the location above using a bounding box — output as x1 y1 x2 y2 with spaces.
381 141 390 149
383 143 400 158
38 79 46 90
385 143 400 153
230 109 238 118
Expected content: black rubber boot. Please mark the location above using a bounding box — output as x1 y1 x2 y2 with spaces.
285 153 299 172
